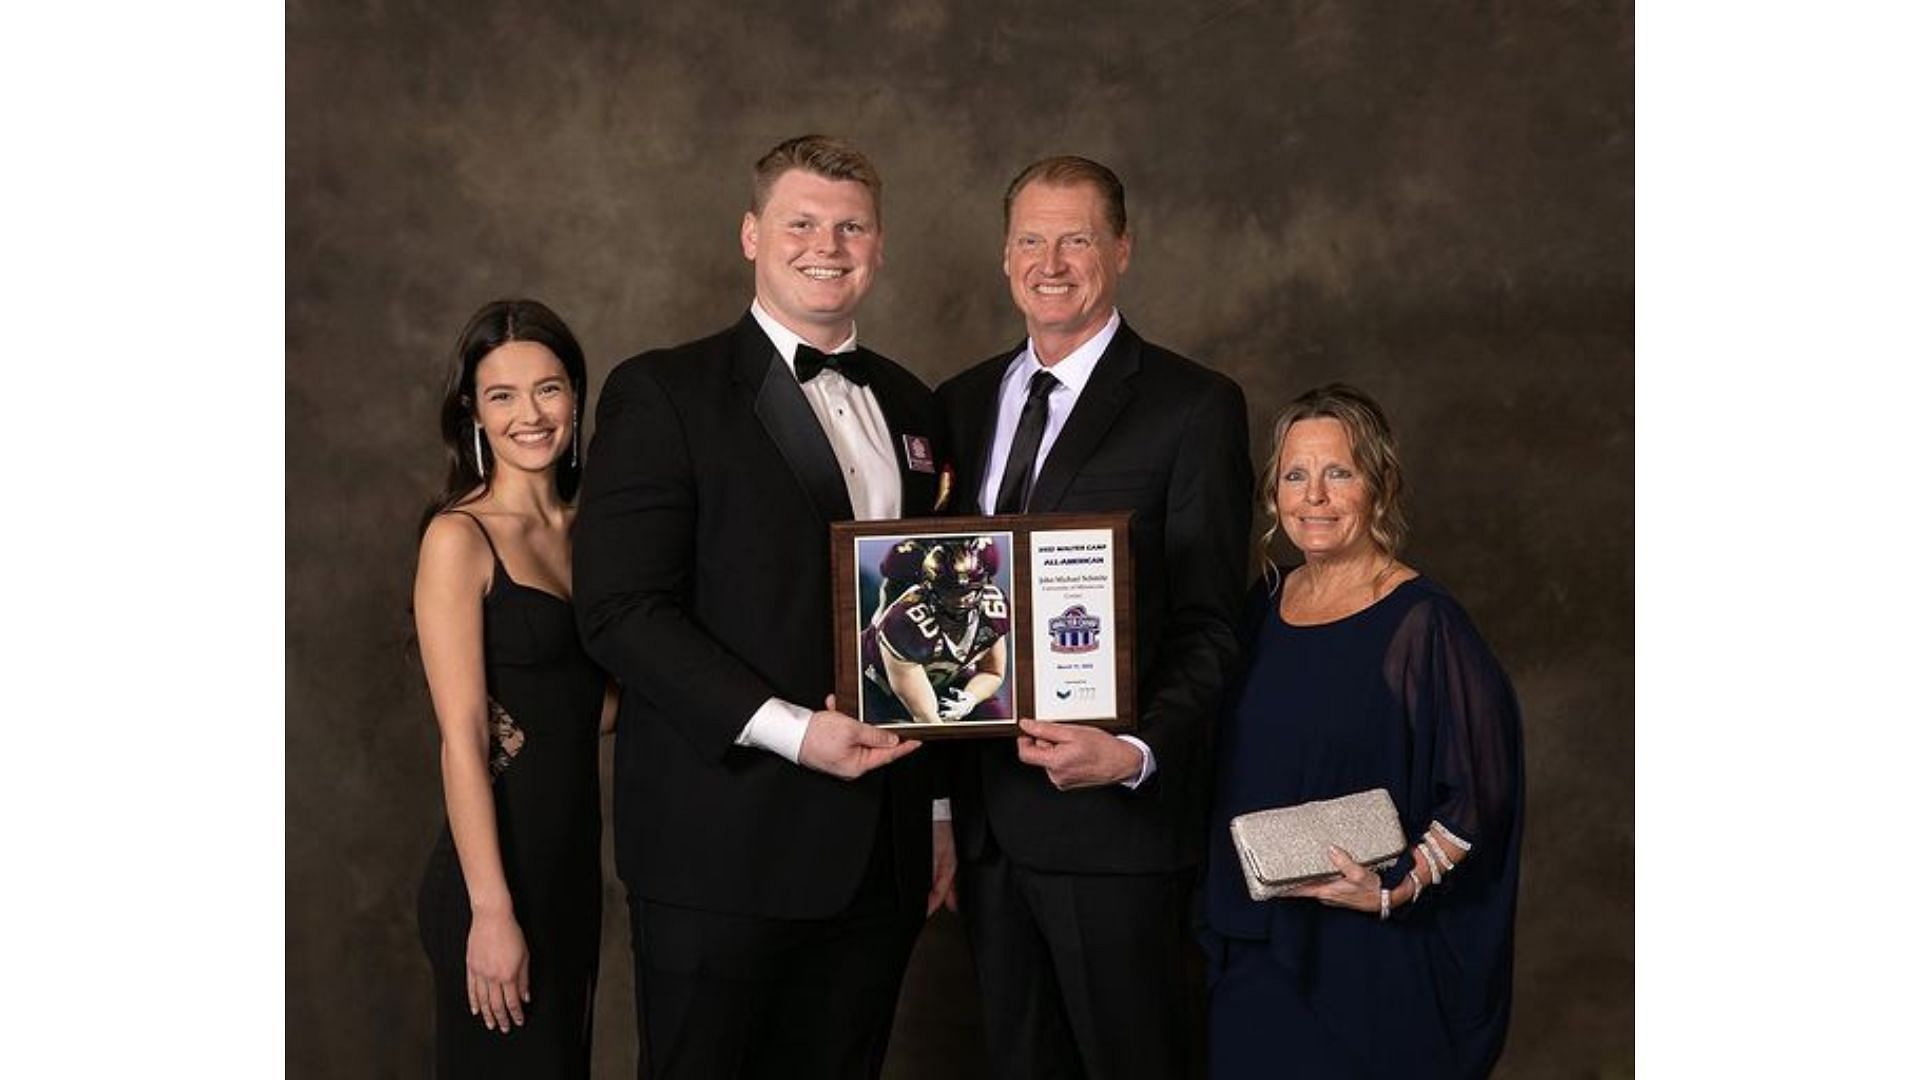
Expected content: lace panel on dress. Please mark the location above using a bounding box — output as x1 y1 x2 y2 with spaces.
486 697 525 778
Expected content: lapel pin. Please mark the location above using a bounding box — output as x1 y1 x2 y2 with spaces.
902 434 936 474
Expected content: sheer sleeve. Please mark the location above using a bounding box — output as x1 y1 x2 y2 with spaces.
1384 592 1525 880
1379 586 1526 1048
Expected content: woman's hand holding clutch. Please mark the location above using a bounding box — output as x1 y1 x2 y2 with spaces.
1289 845 1389 912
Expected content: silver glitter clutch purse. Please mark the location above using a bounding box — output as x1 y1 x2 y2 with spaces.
1228 788 1407 900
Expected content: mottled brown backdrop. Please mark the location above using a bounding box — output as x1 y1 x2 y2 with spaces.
288 1 1632 1076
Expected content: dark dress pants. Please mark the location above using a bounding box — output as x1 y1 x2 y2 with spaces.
959 846 1201 1080
627 825 922 1080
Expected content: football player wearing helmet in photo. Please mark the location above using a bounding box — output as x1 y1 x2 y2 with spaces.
861 538 1010 722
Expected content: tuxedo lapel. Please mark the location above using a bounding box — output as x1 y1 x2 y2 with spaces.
964 346 1024 515
731 316 856 524
1025 324 1142 513
865 353 937 515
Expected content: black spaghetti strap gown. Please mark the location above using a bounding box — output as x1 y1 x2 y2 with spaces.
417 511 603 1077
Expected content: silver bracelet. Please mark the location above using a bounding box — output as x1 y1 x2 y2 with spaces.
1406 869 1423 904
1424 831 1458 873
1428 820 1473 852
1379 886 1391 921
1419 841 1443 885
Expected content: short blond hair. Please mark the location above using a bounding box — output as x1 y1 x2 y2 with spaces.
750 134 883 221
1002 155 1127 237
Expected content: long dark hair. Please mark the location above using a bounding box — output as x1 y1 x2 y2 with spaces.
418 299 589 537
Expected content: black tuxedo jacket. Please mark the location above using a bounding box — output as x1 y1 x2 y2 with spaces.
935 321 1252 873
574 314 943 919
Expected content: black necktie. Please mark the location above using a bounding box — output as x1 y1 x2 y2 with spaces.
794 343 870 386
994 370 1060 514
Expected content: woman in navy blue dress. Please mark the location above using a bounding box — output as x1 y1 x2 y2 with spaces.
1204 384 1524 1079
414 299 613 1077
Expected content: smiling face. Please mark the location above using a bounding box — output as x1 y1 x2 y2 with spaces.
741 168 883 347
472 340 576 476
1003 180 1131 361
1274 417 1380 562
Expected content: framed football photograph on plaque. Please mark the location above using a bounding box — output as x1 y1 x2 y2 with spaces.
830 512 1135 738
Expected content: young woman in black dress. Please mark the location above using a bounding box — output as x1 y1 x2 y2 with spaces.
414 299 613 1077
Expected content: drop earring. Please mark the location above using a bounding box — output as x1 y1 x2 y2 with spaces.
570 409 581 468
472 420 487 479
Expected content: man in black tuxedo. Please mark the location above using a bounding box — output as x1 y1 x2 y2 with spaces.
574 135 954 1079
935 156 1253 1079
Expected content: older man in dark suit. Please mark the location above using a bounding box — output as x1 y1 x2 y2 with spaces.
574 135 954 1079
936 156 1253 1079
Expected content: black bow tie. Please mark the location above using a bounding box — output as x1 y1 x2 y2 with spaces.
794 343 871 387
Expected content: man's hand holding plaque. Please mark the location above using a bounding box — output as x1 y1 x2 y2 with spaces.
797 694 921 780
1015 717 1146 791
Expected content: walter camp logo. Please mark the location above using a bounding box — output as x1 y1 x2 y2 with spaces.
1047 605 1101 653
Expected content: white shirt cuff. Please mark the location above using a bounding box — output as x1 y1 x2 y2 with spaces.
932 798 952 822
735 697 813 764
1116 735 1156 789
